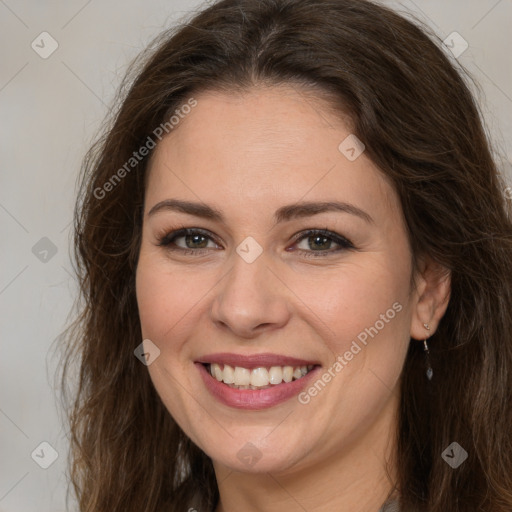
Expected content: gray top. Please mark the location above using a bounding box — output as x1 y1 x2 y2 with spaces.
378 498 400 512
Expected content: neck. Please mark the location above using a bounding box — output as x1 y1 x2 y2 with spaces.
213 392 400 512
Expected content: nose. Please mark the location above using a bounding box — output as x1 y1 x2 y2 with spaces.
210 251 291 339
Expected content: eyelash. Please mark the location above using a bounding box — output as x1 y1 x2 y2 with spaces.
156 226 355 257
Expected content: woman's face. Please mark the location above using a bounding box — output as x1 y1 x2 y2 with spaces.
136 85 428 475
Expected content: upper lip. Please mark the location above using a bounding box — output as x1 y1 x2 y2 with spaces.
196 352 320 369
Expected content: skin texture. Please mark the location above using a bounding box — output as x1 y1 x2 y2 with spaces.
135 85 451 512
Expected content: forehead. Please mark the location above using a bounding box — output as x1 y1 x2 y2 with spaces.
145 86 399 223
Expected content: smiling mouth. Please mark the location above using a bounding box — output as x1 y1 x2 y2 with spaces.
203 363 316 390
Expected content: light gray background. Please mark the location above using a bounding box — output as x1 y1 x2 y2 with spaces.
1 1 511 511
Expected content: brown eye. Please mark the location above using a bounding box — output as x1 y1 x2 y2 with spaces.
302 234 332 251
158 228 220 252
291 229 354 256
181 233 209 249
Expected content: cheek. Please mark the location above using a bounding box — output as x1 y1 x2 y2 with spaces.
293 259 411 427
135 252 196 346
290 256 410 349
135 252 207 432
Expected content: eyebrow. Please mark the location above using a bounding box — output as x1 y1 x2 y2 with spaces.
147 199 373 224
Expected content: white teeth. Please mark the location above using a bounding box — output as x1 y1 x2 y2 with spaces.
282 366 294 383
223 364 235 384
206 363 315 388
233 366 251 386
250 367 269 386
213 364 223 381
268 366 283 384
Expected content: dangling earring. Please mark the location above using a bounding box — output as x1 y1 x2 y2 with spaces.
423 323 433 380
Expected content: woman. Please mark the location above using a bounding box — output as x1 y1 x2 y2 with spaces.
61 0 512 511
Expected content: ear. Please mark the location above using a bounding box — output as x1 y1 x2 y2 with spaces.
410 256 451 340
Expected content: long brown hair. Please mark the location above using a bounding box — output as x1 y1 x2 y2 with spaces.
60 0 512 510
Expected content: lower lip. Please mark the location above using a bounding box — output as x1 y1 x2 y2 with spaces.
195 362 321 410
